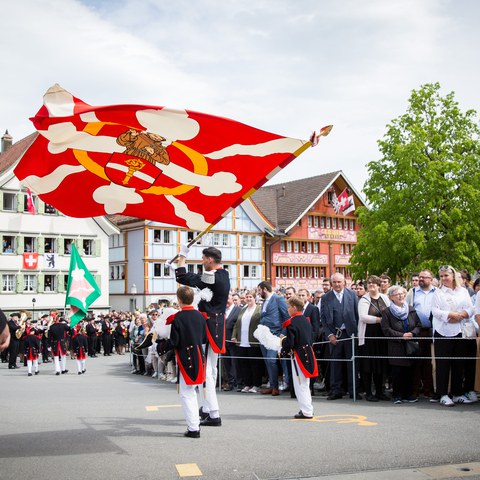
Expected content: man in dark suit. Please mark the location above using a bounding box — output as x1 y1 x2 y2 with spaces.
222 294 242 391
257 281 289 396
320 273 360 400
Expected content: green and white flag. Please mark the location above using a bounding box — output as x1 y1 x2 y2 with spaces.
65 244 101 328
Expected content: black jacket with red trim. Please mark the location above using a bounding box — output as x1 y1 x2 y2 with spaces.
281 313 318 378
162 306 207 385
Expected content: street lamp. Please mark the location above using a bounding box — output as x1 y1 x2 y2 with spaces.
130 284 137 311
32 297 36 321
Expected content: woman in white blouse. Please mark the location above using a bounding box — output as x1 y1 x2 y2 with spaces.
231 290 263 393
432 265 474 406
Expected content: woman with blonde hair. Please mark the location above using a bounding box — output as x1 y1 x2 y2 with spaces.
231 290 264 393
432 265 474 406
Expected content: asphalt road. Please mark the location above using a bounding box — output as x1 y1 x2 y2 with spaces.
1 354 479 480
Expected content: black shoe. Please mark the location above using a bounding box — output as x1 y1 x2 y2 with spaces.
35 371 39 375
184 430 200 438
61 370 69 374
8 365 17 369
200 415 222 427
56 372 60 376
28 373 32 376
199 409 209 421
294 411 313 419
82 370 86 374
365 394 379 402
78 372 82 375
327 393 343 400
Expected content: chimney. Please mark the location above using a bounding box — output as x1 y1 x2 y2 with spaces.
1 130 13 153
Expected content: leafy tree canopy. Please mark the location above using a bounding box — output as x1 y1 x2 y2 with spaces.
351 83 480 281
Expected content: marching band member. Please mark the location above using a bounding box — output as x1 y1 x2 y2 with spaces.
24 322 41 376
47 316 70 375
174 246 230 427
280 296 318 419
158 286 207 438
72 322 88 374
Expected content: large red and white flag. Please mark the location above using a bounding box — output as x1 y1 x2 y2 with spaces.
14 85 332 230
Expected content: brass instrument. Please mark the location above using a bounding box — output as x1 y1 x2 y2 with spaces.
15 311 29 339
44 315 55 338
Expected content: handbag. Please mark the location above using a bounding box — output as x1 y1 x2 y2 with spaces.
462 320 477 339
405 340 419 356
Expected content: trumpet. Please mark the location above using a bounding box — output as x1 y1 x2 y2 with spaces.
44 315 55 338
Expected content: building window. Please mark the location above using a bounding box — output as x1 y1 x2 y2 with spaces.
350 220 355 230
24 236 36 253
338 218 343 230
340 244 345 254
327 191 334 203
44 237 56 253
153 229 172 244
276 266 281 278
308 216 312 227
44 274 56 292
83 239 94 256
44 204 57 215
314 216 319 228
314 267 319 278
307 242 312 253
320 217 325 228
295 266 300 278
282 267 288 277
332 217 337 229
23 192 36 212
294 242 299 253
222 234 229 247
242 235 248 247
289 266 294 278
280 241 285 253
213 233 220 246
2 274 15 292
64 239 74 255
3 192 16 211
321 267 326 277
2 236 15 253
313 243 319 253
286 241 292 253
24 275 36 292
250 236 257 248
326 217 331 229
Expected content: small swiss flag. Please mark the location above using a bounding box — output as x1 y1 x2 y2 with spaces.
26 188 35 214
23 252 39 269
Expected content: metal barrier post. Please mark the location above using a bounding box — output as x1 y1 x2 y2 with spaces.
351 334 356 402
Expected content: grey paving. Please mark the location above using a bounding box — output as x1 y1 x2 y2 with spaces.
0 354 479 480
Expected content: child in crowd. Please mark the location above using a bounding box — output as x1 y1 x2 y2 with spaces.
281 296 318 419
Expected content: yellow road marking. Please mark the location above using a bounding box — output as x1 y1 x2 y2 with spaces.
145 404 181 411
292 414 377 426
176 463 202 477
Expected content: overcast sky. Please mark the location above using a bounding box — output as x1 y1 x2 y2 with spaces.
1 0 479 196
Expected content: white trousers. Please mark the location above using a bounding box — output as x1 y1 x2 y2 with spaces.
76 359 86 373
197 345 219 418
179 374 200 432
53 355 67 373
291 358 314 417
27 359 38 374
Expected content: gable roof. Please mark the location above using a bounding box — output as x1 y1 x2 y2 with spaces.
0 132 38 175
250 171 364 233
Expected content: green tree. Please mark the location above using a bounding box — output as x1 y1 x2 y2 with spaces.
351 83 480 280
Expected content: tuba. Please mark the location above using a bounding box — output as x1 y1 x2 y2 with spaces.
15 311 29 339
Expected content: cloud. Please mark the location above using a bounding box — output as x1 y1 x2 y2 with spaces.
1 0 480 197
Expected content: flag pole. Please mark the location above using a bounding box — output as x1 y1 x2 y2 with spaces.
168 225 214 264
